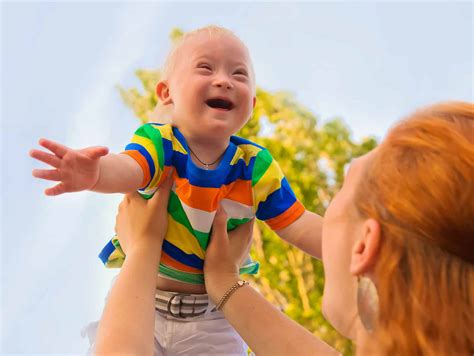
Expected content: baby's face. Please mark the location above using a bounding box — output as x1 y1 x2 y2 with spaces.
165 32 256 141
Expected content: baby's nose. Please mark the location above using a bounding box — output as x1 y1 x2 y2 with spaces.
213 76 233 90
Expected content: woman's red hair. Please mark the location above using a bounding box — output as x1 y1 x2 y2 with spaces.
355 102 474 354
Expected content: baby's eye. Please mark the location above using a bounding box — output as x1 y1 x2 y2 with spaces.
233 69 248 77
197 63 212 71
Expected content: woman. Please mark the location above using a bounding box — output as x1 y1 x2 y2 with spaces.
94 101 473 355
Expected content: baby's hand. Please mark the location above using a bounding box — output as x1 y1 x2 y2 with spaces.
29 138 109 196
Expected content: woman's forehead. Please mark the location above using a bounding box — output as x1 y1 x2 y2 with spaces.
346 149 377 181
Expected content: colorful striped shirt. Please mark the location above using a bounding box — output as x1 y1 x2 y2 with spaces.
99 123 305 284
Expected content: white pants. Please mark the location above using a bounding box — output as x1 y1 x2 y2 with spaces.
82 291 248 355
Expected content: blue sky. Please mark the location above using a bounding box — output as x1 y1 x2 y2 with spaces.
2 1 472 354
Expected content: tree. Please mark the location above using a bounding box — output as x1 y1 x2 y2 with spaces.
118 29 377 355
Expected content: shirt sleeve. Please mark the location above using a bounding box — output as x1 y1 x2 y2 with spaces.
121 123 167 195
252 149 305 230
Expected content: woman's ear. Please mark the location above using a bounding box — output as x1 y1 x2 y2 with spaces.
350 219 381 276
156 81 173 105
252 96 257 108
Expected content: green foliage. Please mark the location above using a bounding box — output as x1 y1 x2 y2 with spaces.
117 69 160 124
169 28 184 43
118 29 377 355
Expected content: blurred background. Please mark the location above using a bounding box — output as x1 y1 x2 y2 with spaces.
2 1 472 354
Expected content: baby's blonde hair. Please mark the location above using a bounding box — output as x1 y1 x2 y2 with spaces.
162 25 256 86
150 25 256 123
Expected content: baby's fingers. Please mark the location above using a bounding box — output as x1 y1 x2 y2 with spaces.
29 149 61 168
81 146 109 160
32 168 61 181
44 183 67 196
38 138 68 158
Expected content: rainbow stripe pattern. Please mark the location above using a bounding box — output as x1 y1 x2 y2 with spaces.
99 123 305 284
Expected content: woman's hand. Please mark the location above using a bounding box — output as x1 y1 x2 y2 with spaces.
204 206 254 303
114 172 173 259
96 173 174 355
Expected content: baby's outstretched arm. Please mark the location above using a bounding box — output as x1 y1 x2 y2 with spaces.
276 210 323 259
30 138 143 196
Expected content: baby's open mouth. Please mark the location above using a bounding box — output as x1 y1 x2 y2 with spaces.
206 98 234 111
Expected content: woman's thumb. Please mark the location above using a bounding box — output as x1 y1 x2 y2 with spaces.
209 205 228 248
149 170 174 208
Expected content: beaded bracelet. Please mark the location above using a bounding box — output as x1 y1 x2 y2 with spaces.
215 280 249 311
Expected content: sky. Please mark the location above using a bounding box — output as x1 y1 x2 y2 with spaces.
1 1 472 354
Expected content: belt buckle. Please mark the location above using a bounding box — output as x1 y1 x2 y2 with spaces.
167 293 192 318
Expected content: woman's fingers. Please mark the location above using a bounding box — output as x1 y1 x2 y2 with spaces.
230 218 254 242
124 192 140 204
228 219 254 265
114 214 118 233
117 197 127 211
149 170 174 210
29 149 61 168
162 169 175 190
32 168 61 181
209 206 229 251
38 138 68 158
232 219 254 246
213 206 228 232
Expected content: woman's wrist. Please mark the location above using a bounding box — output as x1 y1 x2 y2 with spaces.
205 273 240 304
126 240 162 264
215 280 250 311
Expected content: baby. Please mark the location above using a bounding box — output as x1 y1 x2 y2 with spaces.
30 26 322 355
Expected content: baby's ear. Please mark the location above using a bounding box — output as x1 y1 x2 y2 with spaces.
156 81 173 105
